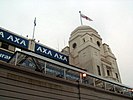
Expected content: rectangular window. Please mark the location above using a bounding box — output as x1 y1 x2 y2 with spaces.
115 73 118 79
97 65 101 76
107 70 110 76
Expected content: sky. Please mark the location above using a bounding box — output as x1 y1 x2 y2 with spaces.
0 0 133 87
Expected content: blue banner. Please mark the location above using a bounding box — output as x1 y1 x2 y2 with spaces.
35 43 69 64
0 28 29 49
0 49 13 62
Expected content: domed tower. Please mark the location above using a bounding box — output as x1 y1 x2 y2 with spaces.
68 25 121 83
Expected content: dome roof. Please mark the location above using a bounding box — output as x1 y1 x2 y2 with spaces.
71 25 97 34
70 25 101 39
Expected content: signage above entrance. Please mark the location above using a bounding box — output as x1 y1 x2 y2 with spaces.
35 43 69 64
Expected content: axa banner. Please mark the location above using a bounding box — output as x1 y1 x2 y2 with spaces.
0 28 29 49
35 43 69 64
0 49 13 62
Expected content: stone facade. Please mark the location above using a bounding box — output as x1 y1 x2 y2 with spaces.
62 25 121 83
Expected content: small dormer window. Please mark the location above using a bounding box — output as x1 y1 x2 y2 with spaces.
72 43 77 49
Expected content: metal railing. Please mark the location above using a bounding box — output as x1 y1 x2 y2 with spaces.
8 51 133 97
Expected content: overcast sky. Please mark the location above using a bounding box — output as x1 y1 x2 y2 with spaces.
0 0 133 87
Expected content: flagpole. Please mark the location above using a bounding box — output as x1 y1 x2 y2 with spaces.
79 11 83 25
32 17 36 39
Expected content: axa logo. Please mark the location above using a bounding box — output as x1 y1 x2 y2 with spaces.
36 46 68 62
0 31 27 47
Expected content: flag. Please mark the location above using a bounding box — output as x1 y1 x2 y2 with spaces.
81 13 93 21
34 17 36 26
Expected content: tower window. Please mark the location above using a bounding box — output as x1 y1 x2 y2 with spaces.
72 43 77 49
97 65 101 76
83 38 85 42
1 42 9 49
90 37 92 42
115 73 118 79
107 70 110 76
97 41 100 47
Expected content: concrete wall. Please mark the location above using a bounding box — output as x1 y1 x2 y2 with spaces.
0 61 132 100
